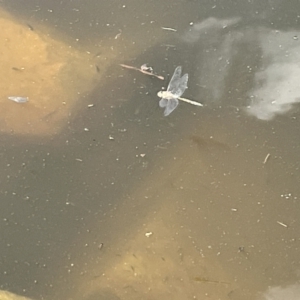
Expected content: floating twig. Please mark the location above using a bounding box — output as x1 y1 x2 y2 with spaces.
120 64 164 80
161 27 177 32
26 23 34 31
114 30 122 39
263 153 271 164
193 276 230 285
277 221 288 228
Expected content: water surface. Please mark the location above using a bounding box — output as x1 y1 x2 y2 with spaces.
0 1 300 300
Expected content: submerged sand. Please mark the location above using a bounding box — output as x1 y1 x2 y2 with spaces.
0 8 109 136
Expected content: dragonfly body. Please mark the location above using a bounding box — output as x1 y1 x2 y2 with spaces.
157 91 177 99
157 66 202 116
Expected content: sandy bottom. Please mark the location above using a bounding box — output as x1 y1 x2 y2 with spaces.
0 8 106 136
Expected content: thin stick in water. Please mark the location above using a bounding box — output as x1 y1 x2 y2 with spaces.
120 64 164 80
263 153 271 164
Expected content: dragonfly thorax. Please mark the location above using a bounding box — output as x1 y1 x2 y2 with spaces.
157 91 175 99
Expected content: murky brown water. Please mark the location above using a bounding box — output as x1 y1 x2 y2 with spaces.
0 1 300 300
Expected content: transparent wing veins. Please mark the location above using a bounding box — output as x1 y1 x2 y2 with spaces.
167 66 188 98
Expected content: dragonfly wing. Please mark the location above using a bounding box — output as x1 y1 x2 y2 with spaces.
172 73 188 98
163 98 179 116
167 66 188 97
168 66 182 87
167 66 182 92
159 98 168 108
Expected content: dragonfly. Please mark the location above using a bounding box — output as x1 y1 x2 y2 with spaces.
157 66 203 116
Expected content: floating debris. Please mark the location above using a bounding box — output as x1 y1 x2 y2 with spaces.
8 96 28 103
277 221 288 228
11 67 25 71
193 276 230 285
161 27 177 32
145 232 153 237
263 153 271 164
114 30 122 39
140 63 153 73
26 23 34 31
120 63 164 80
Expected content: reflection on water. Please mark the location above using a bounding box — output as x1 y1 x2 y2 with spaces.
246 29 300 120
261 284 300 300
0 1 300 300
183 16 300 121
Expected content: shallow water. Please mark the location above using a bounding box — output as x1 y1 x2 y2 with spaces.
0 1 300 300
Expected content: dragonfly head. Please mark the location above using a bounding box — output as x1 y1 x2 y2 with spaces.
157 91 163 97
